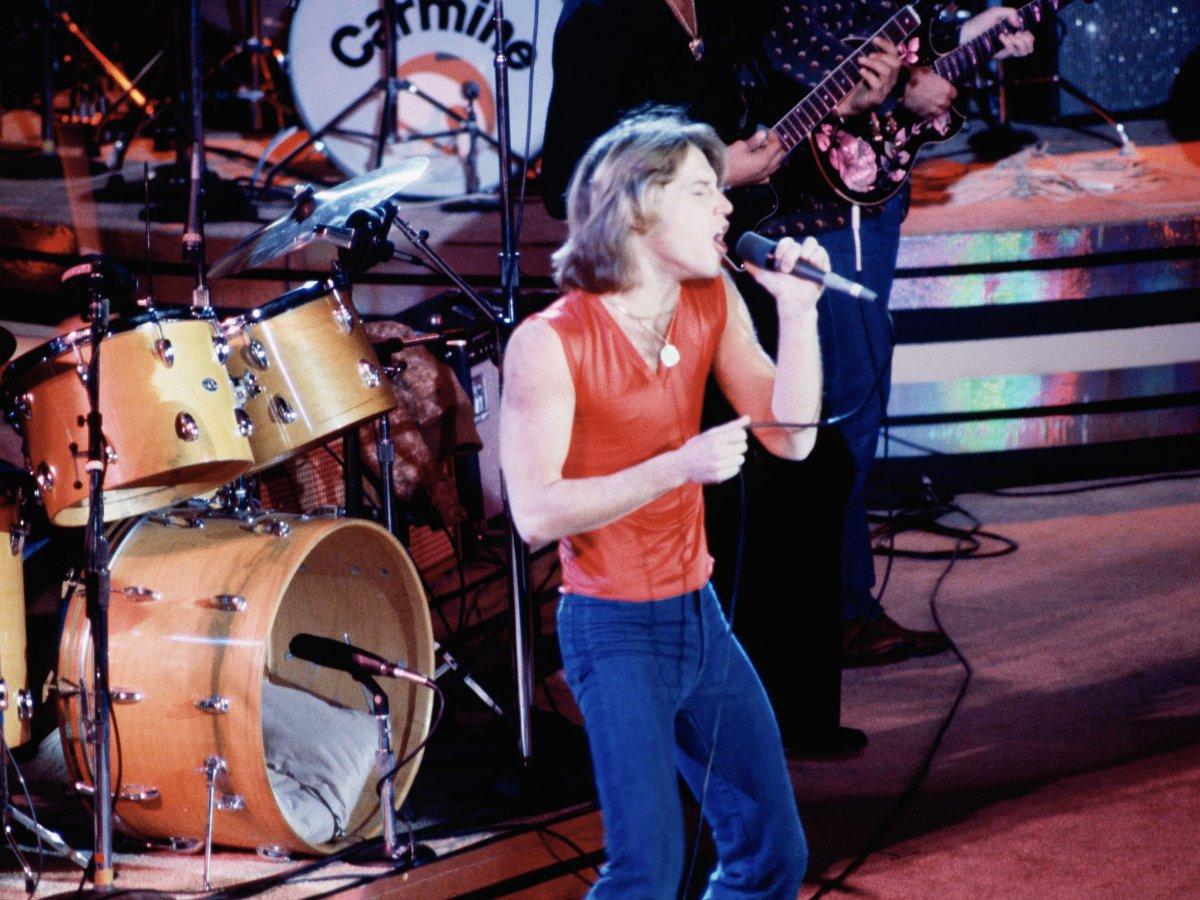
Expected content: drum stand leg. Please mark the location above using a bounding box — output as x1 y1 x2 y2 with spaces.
201 755 227 890
2 691 89 884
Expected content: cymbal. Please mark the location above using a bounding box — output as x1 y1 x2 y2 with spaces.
0 324 15 367
208 158 429 279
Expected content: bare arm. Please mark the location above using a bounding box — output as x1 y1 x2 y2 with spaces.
713 237 827 461
500 318 750 548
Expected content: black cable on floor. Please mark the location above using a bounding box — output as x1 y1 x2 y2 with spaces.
812 506 981 898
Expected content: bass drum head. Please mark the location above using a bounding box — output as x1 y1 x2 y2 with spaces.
57 513 435 855
285 0 558 197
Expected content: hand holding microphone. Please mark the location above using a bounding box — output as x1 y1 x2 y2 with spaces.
736 232 877 302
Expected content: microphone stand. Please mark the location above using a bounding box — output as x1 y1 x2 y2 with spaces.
358 674 401 858
184 0 210 307
76 261 115 891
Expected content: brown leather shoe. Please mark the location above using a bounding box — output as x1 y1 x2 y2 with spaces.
841 616 914 667
872 613 952 657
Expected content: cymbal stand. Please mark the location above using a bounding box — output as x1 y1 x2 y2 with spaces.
207 0 288 133
260 0 403 193
487 0 536 766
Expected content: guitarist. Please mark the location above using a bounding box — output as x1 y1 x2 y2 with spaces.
540 0 785 220
743 1 1035 671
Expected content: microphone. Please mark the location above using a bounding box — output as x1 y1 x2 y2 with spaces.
735 232 878 302
288 633 434 688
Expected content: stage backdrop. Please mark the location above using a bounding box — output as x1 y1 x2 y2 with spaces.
1056 2 1199 116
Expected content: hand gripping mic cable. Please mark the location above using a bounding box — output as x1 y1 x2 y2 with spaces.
288 633 434 688
735 232 878 302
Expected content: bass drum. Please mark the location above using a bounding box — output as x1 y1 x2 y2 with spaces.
57 512 435 855
285 0 559 197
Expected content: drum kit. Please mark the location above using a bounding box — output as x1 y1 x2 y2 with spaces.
0 157 483 885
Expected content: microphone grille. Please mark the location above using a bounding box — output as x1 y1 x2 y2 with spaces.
733 232 774 268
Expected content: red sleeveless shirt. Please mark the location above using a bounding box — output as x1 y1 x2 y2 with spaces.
537 276 728 601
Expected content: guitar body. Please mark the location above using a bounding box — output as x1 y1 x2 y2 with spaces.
808 103 966 206
721 3 925 257
808 15 970 207
807 0 1066 206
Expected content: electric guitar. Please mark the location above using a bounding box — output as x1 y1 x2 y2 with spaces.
810 0 1071 206
725 4 923 251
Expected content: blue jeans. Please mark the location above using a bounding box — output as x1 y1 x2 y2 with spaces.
557 584 807 899
813 196 905 621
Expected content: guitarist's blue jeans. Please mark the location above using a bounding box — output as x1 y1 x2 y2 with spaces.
813 194 905 622
557 584 807 898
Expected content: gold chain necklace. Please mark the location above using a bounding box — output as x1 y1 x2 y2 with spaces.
608 299 681 368
663 0 705 61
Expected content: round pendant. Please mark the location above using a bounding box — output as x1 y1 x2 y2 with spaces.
659 343 681 368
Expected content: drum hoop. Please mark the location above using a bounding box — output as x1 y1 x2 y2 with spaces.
1 306 219 394
219 280 338 333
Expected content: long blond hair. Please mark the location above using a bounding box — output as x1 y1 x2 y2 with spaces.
551 108 726 294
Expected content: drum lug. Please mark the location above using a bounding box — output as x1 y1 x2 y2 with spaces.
358 359 382 389
244 338 271 370
155 337 175 368
331 290 354 333
195 695 231 714
74 363 88 385
234 370 262 403
119 784 161 803
269 395 297 424
217 793 246 812
176 411 201 442
16 689 32 721
164 837 202 854
13 392 32 420
110 688 145 705
256 845 292 862
235 408 255 438
10 518 27 555
212 334 232 364
241 516 291 538
120 586 164 602
34 461 55 494
211 594 247 612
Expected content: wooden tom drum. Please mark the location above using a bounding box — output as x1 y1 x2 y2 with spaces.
1 308 254 527
56 512 435 855
221 283 396 472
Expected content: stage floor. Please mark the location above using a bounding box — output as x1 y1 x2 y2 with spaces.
2 472 1198 897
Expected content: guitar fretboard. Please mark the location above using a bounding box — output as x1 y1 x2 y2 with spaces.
933 0 1057 83
773 5 922 153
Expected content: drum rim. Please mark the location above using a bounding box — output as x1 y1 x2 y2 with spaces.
219 280 339 333
1 305 219 393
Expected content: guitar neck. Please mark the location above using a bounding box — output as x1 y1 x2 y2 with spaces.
933 0 1056 83
771 5 922 154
